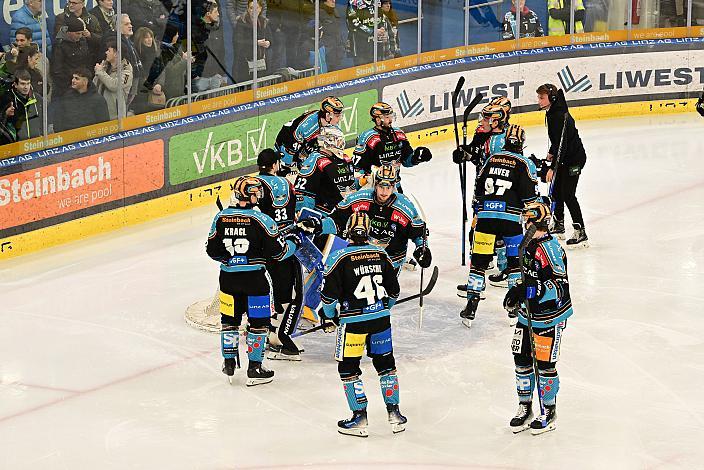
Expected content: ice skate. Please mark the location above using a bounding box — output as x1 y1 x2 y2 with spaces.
246 362 274 386
551 219 565 240
530 405 557 435
338 409 368 437
510 402 533 433
266 344 302 361
460 295 479 328
565 223 589 249
387 404 407 433
222 358 238 385
488 269 509 288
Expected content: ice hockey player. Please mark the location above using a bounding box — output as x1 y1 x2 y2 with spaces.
353 102 432 189
504 199 573 435
453 97 512 286
206 175 301 385
253 149 304 361
458 124 539 328
295 125 357 215
275 96 344 174
537 83 588 247
300 164 431 274
319 211 404 437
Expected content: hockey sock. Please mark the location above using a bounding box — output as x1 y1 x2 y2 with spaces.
515 365 535 403
246 328 268 363
496 244 507 272
379 372 400 405
465 268 485 296
342 376 368 411
507 269 521 288
538 369 559 406
221 328 240 362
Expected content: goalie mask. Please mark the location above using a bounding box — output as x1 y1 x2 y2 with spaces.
317 125 347 160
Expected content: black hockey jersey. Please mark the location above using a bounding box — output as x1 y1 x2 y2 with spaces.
295 150 356 214
353 126 414 175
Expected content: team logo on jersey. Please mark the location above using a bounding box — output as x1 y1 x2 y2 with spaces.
317 157 332 171
390 210 409 227
352 201 371 212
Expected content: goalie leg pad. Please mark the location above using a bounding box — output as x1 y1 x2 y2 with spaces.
342 376 368 411
379 371 400 405
246 327 268 363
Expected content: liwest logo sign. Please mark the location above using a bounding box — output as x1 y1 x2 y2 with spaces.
396 90 424 118
558 65 592 92
169 90 378 185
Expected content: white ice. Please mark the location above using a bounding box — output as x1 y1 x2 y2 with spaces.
1 113 703 469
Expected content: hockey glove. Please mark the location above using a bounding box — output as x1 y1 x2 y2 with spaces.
503 283 525 311
297 217 322 235
697 90 704 117
411 146 432 165
413 246 432 269
318 308 339 333
284 230 303 247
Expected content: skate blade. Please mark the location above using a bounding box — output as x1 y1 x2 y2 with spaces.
338 427 369 437
555 233 566 240
508 316 518 327
390 423 406 433
266 351 302 361
227 376 234 385
566 241 589 249
246 376 274 387
511 422 532 434
489 281 508 288
530 422 557 435
461 318 473 328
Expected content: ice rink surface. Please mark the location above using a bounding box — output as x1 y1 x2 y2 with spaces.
1 113 703 469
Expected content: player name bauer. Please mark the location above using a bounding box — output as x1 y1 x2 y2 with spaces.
353 264 383 276
350 252 381 262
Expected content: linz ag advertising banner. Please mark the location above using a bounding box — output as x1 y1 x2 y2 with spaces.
384 49 704 126
169 90 378 185
0 140 164 229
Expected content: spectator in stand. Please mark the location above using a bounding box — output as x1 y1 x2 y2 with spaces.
5 28 40 74
320 0 346 72
53 67 110 132
54 0 103 62
94 40 133 120
192 0 221 80
0 69 44 142
90 0 117 37
16 46 47 95
232 0 272 83
10 0 51 56
501 0 544 40
583 0 609 32
124 0 169 44
267 0 311 71
547 0 585 35
161 44 191 100
380 0 401 58
51 16 93 98
347 0 388 66
132 27 164 114
117 14 144 106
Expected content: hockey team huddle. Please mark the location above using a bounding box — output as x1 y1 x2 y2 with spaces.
205 86 588 437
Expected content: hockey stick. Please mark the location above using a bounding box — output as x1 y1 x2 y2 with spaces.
418 230 429 329
517 224 547 428
216 195 224 210
294 266 439 337
451 76 465 266
460 93 485 265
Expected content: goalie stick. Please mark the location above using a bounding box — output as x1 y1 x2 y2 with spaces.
293 266 440 337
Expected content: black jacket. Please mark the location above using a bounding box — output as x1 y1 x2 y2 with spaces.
52 82 110 132
546 89 586 169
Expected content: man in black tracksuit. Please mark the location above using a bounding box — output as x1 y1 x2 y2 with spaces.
536 84 588 248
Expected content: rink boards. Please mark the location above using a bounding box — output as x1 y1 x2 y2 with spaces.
0 39 702 260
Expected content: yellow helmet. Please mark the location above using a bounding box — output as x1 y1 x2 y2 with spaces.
522 200 551 228
344 211 371 242
232 176 262 202
373 164 399 188
321 96 344 114
504 124 526 152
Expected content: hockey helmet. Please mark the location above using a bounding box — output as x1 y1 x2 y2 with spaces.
344 211 371 242
481 103 508 129
504 124 526 152
522 200 551 229
321 96 344 114
373 164 399 188
370 102 394 119
232 175 263 203
490 96 512 119
317 125 346 159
